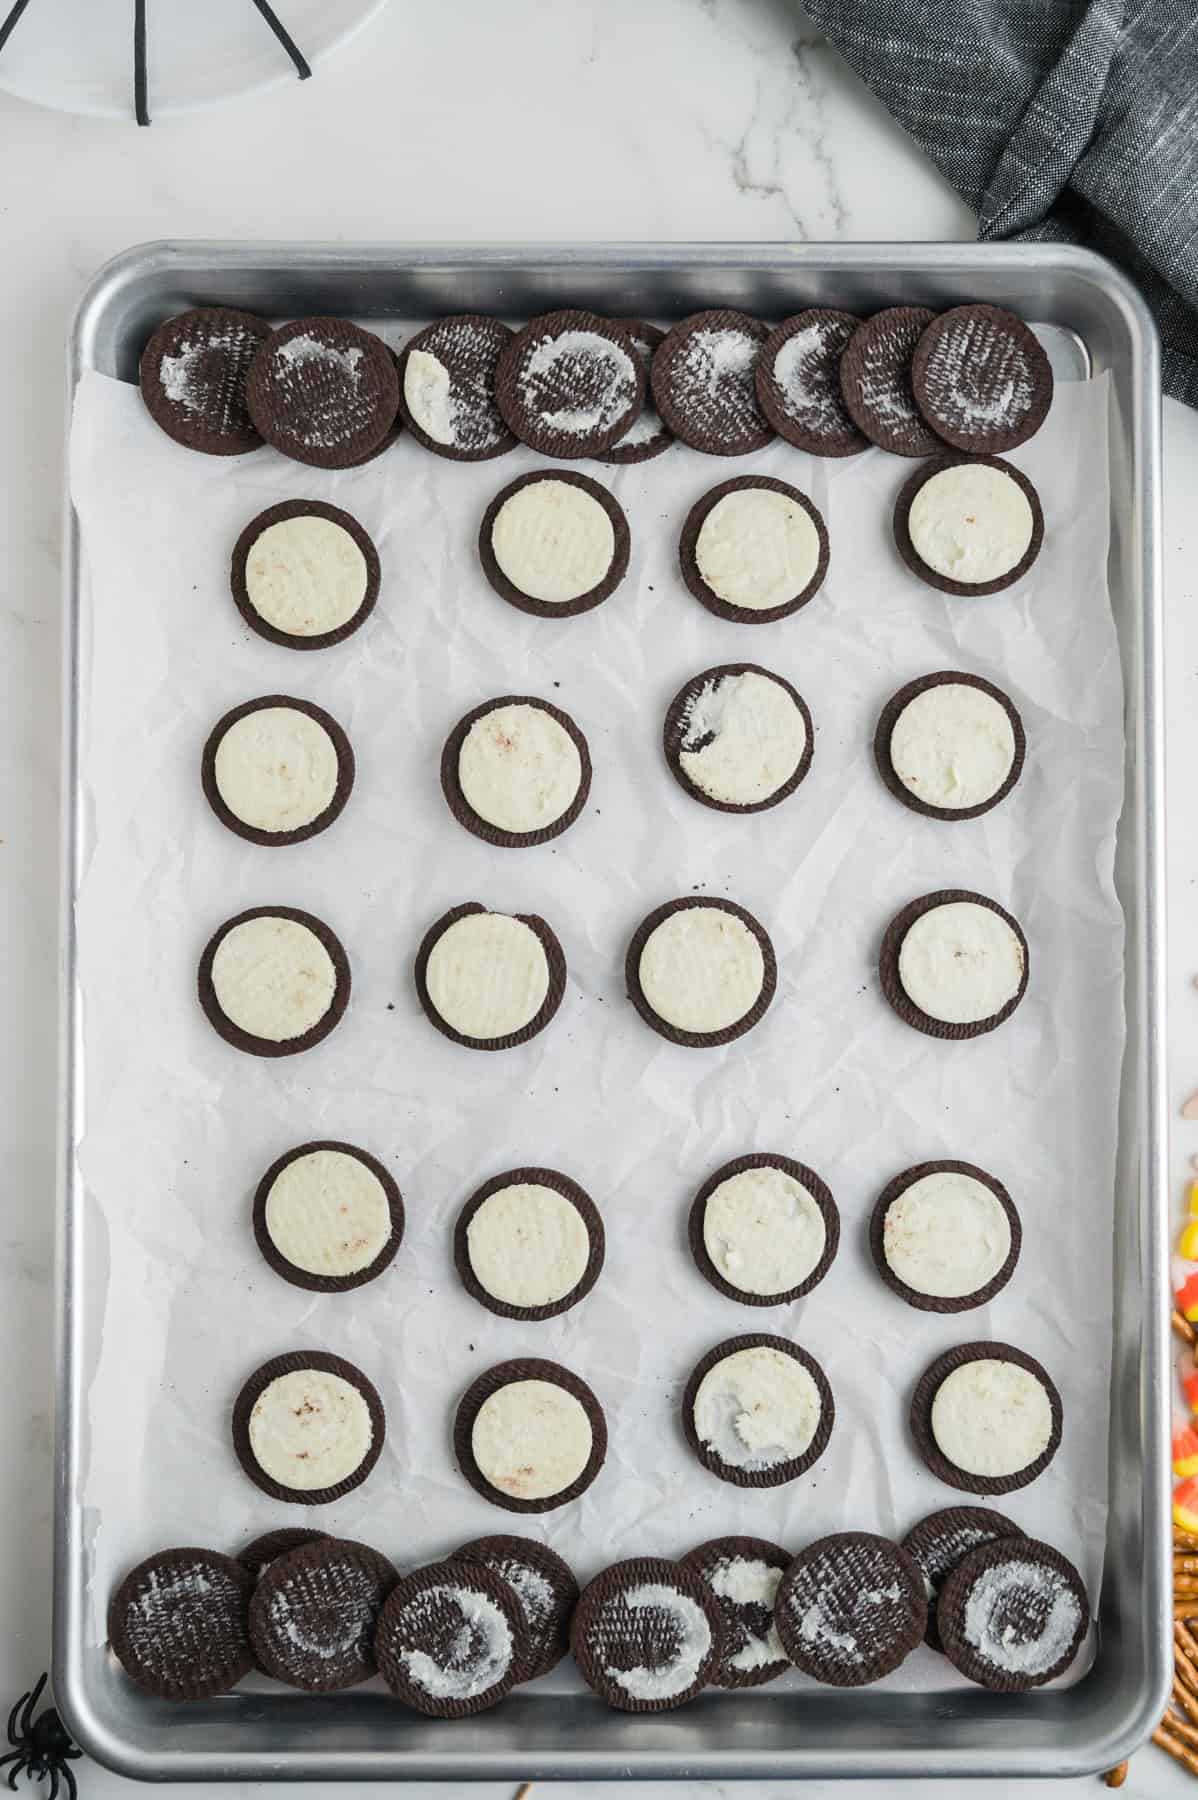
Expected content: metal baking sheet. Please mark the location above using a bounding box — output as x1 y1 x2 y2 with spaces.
55 241 1169 1782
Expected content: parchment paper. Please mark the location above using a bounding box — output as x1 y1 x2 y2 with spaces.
68 357 1123 1693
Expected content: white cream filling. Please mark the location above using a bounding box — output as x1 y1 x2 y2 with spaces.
458 703 582 833
695 488 821 612
264 1148 392 1278
907 464 1035 584
692 1345 822 1471
679 671 807 806
605 1585 712 1701
213 705 341 834
639 906 764 1036
931 1359 1053 1478
211 915 337 1043
883 1169 1011 1298
425 911 550 1041
471 1378 592 1501
491 480 614 604
466 1181 591 1308
898 900 1025 1025
703 1164 827 1296
401 1586 513 1699
710 1557 786 1671
248 1368 373 1492
403 348 455 445
889 682 1016 810
244 515 369 637
963 1560 1083 1676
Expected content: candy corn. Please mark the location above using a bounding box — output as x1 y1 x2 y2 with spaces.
1178 1270 1198 1323
1181 1220 1198 1262
1174 1423 1198 1477
1176 1475 1198 1534
1181 1358 1198 1415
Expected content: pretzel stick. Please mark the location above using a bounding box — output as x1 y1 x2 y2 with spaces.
1175 1310 1197 1346
1175 1679 1198 1728
1177 1532 1198 1553
1155 1722 1198 1775
1102 1761 1128 1787
1178 1642 1198 1703
1178 1620 1198 1665
1167 1703 1198 1749
1178 1557 1198 1577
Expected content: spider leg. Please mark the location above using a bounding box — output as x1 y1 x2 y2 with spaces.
246 0 311 79
20 1676 47 1743
4 1693 23 1749
61 1762 77 1800
46 1764 58 1800
0 0 37 60
0 1755 19 1774
5 1757 27 1792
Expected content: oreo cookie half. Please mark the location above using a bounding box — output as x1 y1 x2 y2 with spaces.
900 1506 1021 1652
870 1161 1020 1314
232 1350 385 1506
571 1557 723 1712
454 1535 579 1683
936 1536 1089 1689
495 310 643 459
874 671 1025 821
441 695 591 847
252 1140 404 1294
682 1333 834 1489
689 1153 839 1307
839 307 945 457
679 477 829 624
245 317 399 469
375 1560 527 1717
201 695 355 847
774 1533 927 1686
397 314 516 460
894 454 1044 596
139 307 271 455
454 1167 604 1321
912 304 1053 454
479 470 630 618
454 1357 607 1513
626 896 776 1049
664 663 813 814
680 1537 791 1688
910 1341 1063 1495
879 889 1029 1040
651 310 773 456
109 1548 254 1700
599 321 673 464
756 310 867 457
230 498 380 651
237 1528 328 1577
198 905 351 1057
249 1537 399 1691
414 902 566 1051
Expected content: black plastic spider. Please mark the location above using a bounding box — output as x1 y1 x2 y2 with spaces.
0 1676 81 1800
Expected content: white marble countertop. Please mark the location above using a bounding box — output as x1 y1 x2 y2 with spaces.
1 1 1194 1795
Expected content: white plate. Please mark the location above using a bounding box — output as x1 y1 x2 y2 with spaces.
0 0 388 121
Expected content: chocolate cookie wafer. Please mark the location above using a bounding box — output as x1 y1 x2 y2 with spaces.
479 470 630 618
870 1161 1020 1314
249 1537 398 1691
900 1506 1021 1652
680 1537 791 1688
682 1334 833 1488
232 1350 385 1505
839 306 945 456
910 1341 1063 1495
454 1167 604 1321
237 1528 328 1577
571 1557 723 1712
626 896 776 1049
140 307 271 455
689 1153 839 1306
879 889 1029 1040
252 1141 403 1293
245 317 399 468
397 314 516 460
202 696 355 846
913 304 1053 454
109 1548 254 1700
441 695 591 847
414 902 566 1051
375 1560 527 1717
774 1533 927 1685
341 349 404 465
599 321 673 464
756 310 867 456
874 671 1025 821
454 1357 607 1513
679 476 829 624
664 664 813 814
198 905 351 1057
231 498 380 650
495 310 643 459
937 1536 1088 1689
454 1535 579 1683
651 309 773 455
894 454 1044 596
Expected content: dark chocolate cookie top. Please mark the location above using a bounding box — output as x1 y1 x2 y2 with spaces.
245 317 399 468
651 310 774 455
249 1537 398 1692
109 1547 254 1700
900 1506 1021 1651
774 1532 927 1686
599 321 673 464
140 307 271 455
912 304 1053 454
375 1560 527 1716
495 310 643 458
680 1537 791 1688
454 1534 579 1683
756 309 867 456
839 307 945 457
937 1535 1088 1689
397 314 516 460
571 1557 724 1712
